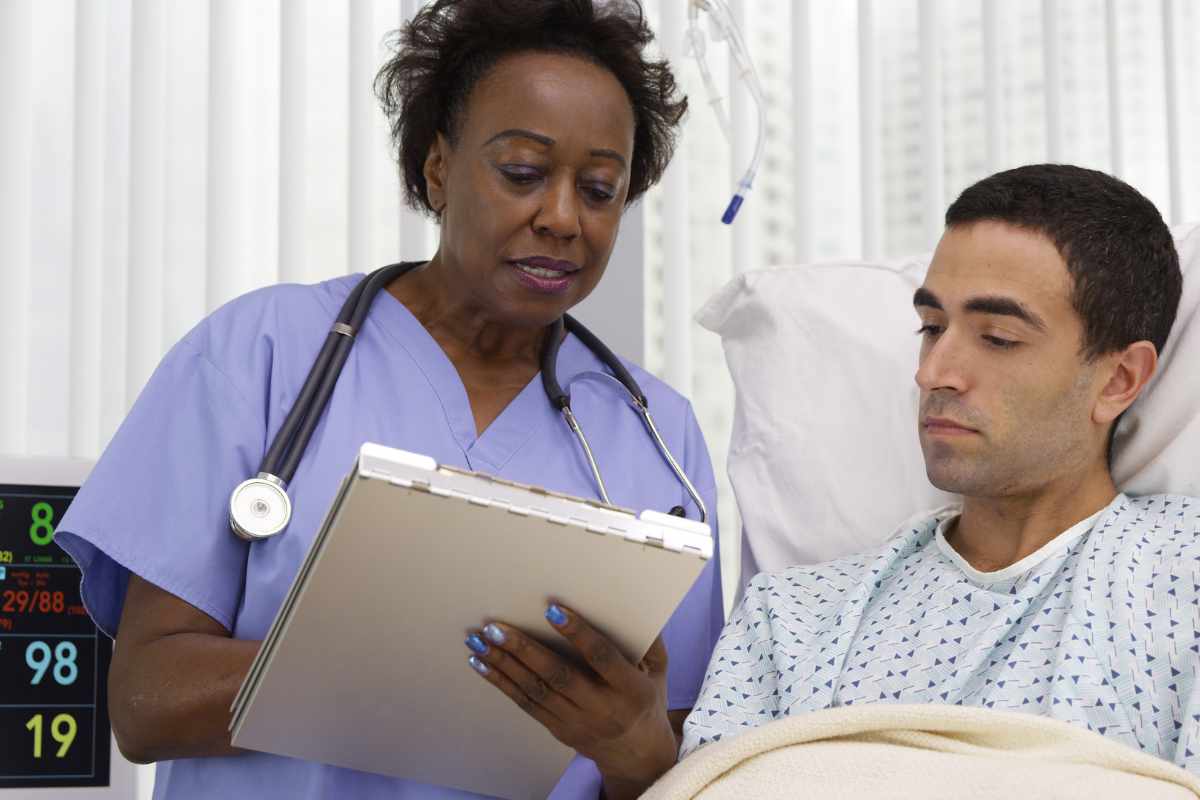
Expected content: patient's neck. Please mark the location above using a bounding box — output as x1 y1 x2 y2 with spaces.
947 468 1119 573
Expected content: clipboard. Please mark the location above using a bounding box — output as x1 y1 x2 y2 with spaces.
229 443 712 799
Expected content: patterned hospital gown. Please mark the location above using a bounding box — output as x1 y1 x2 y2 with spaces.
683 493 1200 774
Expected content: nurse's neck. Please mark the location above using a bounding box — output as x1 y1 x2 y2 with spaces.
387 256 549 367
947 465 1118 573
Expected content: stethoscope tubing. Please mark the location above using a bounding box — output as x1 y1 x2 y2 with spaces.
233 262 707 541
261 263 418 484
277 264 415 483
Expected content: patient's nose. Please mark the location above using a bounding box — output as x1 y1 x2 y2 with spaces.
915 334 968 394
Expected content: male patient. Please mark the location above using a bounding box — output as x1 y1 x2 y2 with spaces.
683 164 1197 770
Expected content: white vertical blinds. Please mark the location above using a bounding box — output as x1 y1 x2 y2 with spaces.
4 0 440 459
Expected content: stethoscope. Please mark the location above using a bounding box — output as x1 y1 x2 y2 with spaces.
228 262 709 541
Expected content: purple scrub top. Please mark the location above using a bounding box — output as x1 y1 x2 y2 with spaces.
56 273 723 800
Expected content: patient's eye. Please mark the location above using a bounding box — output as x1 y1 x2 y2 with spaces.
982 335 1019 349
916 324 943 338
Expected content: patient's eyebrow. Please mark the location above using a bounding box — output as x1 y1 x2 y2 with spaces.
913 287 942 310
963 295 1047 332
913 288 1047 332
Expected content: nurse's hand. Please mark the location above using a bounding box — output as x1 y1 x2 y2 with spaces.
466 604 678 800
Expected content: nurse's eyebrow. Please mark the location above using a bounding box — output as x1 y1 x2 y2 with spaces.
483 128 627 169
913 287 1047 332
484 128 555 148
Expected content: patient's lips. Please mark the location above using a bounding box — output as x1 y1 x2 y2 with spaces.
923 416 978 436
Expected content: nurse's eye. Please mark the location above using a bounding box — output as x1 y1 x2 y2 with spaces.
498 165 543 185
581 183 616 204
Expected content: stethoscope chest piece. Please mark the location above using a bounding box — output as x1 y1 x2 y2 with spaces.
230 473 292 541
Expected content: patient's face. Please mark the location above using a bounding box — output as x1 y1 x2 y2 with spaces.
913 221 1106 497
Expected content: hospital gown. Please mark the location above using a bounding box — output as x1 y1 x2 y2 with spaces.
682 493 1200 774
56 273 723 800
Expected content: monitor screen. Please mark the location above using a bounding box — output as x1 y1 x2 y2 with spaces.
0 481 112 788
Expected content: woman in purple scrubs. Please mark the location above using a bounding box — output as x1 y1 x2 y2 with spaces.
55 1 721 797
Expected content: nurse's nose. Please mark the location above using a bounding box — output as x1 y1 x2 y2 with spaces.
532 172 582 240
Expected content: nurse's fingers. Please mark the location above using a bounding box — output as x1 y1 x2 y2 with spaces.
466 652 571 738
467 632 582 721
546 604 661 696
474 623 608 716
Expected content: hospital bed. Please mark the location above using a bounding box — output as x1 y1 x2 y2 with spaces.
645 222 1200 798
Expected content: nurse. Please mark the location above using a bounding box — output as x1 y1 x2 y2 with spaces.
55 0 722 797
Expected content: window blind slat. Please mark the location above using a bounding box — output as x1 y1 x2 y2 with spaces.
70 0 105 457
858 0 881 259
919 0 946 248
658 0 692 396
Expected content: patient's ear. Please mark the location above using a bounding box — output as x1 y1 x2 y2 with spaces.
1093 340 1158 425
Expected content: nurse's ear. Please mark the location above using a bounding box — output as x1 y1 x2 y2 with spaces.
423 133 451 217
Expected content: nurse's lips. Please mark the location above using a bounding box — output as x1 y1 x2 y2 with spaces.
923 416 978 436
508 256 580 295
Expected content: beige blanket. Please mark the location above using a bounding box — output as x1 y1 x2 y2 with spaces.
642 704 1200 800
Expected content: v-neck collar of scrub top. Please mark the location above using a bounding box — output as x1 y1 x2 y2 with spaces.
364 279 596 474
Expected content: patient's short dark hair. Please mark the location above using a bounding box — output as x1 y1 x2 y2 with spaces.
945 164 1182 360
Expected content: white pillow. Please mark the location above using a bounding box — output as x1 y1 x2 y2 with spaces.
698 223 1200 587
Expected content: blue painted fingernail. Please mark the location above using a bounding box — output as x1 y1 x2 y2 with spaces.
546 604 568 627
483 623 507 645
468 655 489 675
466 634 489 655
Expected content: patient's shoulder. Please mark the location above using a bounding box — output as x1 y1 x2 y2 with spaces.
742 509 947 608
1107 493 1200 539
748 553 873 597
1096 493 1200 571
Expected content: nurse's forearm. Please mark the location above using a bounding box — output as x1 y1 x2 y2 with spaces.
111 633 260 762
109 573 260 763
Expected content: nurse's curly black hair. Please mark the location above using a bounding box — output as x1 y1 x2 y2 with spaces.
374 0 687 215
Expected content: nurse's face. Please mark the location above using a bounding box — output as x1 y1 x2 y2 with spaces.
913 221 1109 497
423 51 635 328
